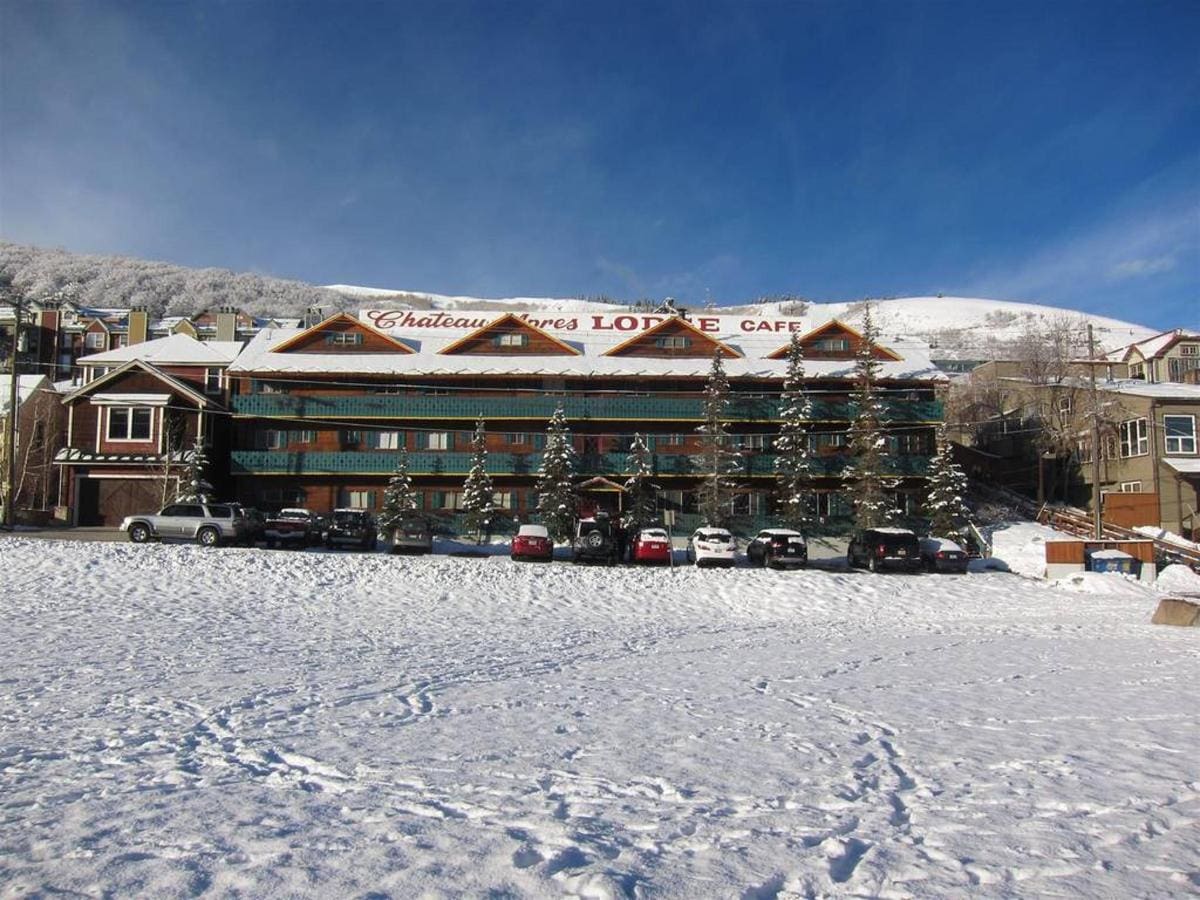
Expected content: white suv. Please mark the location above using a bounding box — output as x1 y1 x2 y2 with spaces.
687 527 737 568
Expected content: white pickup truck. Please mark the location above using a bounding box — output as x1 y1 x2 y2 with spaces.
121 502 248 547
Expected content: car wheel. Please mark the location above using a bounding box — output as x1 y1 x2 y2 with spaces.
128 523 151 544
196 527 219 548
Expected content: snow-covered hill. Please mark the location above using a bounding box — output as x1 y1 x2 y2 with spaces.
326 285 1159 357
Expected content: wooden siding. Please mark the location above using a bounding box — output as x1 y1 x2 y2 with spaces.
1045 539 1156 564
605 318 738 358
281 317 413 354
439 318 577 355
1102 492 1160 529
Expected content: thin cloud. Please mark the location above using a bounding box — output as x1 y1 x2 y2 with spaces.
1108 255 1178 280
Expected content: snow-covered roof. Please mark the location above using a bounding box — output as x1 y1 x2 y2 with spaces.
0 375 48 415
77 333 243 366
1098 380 1200 400
229 323 945 382
1163 459 1200 475
1106 329 1200 362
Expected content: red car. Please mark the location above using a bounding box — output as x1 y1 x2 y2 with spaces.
631 527 672 565
511 524 554 562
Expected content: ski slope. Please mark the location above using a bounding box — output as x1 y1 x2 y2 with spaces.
1 537 1197 898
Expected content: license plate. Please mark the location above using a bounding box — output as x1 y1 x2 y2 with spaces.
897 549 907 556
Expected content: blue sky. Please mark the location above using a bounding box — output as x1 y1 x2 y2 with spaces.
1 0 1196 328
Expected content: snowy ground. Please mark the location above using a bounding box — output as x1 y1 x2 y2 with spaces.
1 536 1198 899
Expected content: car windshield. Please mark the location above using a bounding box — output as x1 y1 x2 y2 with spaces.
518 525 549 538
334 511 365 525
696 530 731 542
640 529 668 540
279 510 309 520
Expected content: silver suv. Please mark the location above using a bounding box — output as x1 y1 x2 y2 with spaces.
121 502 248 547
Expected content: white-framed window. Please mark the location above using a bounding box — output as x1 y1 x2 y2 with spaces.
492 491 513 509
295 430 316 444
1129 362 1145 380
377 431 401 450
735 434 769 451
427 432 450 450
655 335 691 350
204 368 222 394
433 491 463 509
1181 344 1199 356
815 337 850 352
265 429 286 450
1057 395 1072 416
495 333 528 348
1164 415 1197 454
1119 418 1149 458
664 433 685 446
1168 357 1200 382
326 332 364 346
107 407 153 441
85 331 106 349
1120 481 1143 492
506 433 530 445
1076 438 1092 463
347 490 374 509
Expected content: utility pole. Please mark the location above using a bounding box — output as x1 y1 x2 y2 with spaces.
2 295 24 531
1088 324 1102 539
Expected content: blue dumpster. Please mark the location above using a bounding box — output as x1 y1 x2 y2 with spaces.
1086 549 1138 575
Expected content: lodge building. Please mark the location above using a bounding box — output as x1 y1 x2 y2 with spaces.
224 309 945 533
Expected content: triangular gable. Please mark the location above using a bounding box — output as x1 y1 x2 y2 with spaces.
172 319 199 338
767 319 901 362
603 317 741 358
577 476 627 492
64 359 217 409
438 313 581 356
269 312 415 354
85 318 112 335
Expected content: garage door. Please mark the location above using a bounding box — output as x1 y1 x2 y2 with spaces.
78 478 164 526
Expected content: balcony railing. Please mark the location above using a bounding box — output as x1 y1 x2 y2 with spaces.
231 450 930 478
232 393 942 424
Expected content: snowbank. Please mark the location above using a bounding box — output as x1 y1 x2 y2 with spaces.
0 537 1195 898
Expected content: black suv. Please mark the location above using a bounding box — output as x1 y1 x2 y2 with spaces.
573 516 619 565
847 527 921 573
325 508 379 551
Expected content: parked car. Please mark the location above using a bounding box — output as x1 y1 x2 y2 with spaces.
385 513 433 555
847 527 922 573
233 506 267 546
688 527 737 568
746 528 808 569
265 508 318 548
121 502 248 547
573 516 619 565
919 536 970 573
325 508 378 551
631 527 672 565
511 523 554 562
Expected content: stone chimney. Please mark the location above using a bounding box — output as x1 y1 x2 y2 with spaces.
127 306 149 345
215 305 238 343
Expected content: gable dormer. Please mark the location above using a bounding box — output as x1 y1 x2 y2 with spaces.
270 312 415 354
767 320 901 362
83 318 111 353
603 317 741 358
172 319 199 339
438 313 580 356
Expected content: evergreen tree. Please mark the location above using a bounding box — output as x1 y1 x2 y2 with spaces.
175 437 212 502
925 424 970 536
622 433 657 533
773 332 814 529
377 444 419 532
535 406 578 542
844 304 895 530
695 350 739 526
460 417 496 542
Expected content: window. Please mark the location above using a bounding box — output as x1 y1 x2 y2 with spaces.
325 332 364 346
341 430 361 447
295 430 316 445
204 368 222 394
347 490 375 509
736 434 769 451
493 491 513 509
265 430 286 450
254 380 284 394
1119 481 1143 492
495 333 528 348
426 432 450 450
85 332 105 349
506 433 531 445
376 431 402 450
655 335 691 350
433 491 463 509
1167 357 1200 382
1129 363 1145 380
1057 395 1072 416
1076 439 1092 463
107 407 153 441
1181 344 1199 356
811 431 847 451
1119 418 1148 458
1164 415 1196 454
815 337 850 352
664 433 685 446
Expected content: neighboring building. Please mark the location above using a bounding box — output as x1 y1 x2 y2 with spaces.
225 310 945 534
966 362 1200 539
54 335 243 525
0 374 65 520
1107 329 1200 384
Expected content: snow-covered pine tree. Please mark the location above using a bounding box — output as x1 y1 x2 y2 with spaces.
174 437 212 502
460 417 496 543
696 350 739 527
622 433 657 533
925 423 970 536
535 406 578 543
377 444 419 532
773 332 814 530
844 304 895 530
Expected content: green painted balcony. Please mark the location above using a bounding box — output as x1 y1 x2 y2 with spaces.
231 393 942 424
231 450 930 478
